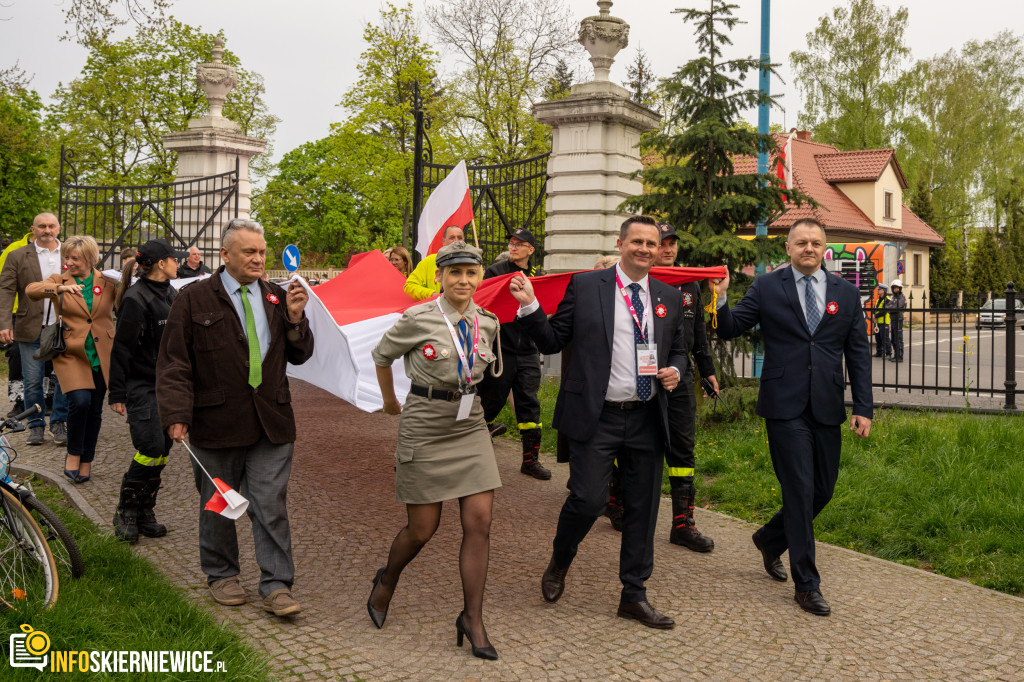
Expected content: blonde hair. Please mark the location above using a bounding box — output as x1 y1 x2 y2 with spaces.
593 255 620 270
61 235 100 270
436 263 484 286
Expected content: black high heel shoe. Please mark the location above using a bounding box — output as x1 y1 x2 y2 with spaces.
367 567 389 629
455 611 498 660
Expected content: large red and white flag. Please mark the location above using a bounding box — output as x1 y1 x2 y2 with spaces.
285 252 727 412
415 160 473 258
776 131 796 192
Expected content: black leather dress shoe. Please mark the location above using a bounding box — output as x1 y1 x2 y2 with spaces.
541 557 569 603
794 589 831 616
752 531 788 582
616 599 675 629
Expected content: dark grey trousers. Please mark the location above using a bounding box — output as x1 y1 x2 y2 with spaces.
191 435 295 597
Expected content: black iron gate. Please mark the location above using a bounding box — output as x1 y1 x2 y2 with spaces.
411 85 549 266
57 146 239 270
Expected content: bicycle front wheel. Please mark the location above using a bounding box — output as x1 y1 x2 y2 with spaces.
0 488 58 612
23 494 85 579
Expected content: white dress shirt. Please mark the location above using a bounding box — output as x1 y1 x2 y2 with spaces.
517 264 675 402
35 241 62 325
794 267 827 324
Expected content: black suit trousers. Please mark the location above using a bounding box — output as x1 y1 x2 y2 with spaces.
761 406 841 592
555 401 664 602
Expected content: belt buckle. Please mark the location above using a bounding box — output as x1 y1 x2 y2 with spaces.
449 390 462 402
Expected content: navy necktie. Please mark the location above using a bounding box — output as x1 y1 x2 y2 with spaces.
804 275 821 333
629 283 652 402
456 319 470 384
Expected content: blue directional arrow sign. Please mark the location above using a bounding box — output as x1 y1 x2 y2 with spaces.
283 244 300 272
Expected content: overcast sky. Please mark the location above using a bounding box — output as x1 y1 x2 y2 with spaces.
2 0 1021 166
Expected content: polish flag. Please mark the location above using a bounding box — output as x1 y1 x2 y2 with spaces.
776 131 796 196
415 160 473 257
204 478 249 520
285 253 726 412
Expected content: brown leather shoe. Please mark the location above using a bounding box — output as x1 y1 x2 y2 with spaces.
616 599 675 629
263 588 302 617
541 556 569 603
752 530 788 582
794 589 831 616
209 577 246 606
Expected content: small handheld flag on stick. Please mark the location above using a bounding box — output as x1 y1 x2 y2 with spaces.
182 441 249 520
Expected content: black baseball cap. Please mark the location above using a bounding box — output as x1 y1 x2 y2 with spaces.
658 223 678 241
137 238 188 263
509 228 537 247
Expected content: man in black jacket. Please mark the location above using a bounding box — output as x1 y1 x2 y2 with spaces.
479 227 550 480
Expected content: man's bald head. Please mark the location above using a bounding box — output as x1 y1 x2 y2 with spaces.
31 213 60 249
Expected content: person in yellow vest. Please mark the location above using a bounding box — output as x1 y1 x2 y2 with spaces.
403 226 466 300
872 284 891 358
0 233 31 416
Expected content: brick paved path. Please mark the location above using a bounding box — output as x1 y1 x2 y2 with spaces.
10 381 1024 680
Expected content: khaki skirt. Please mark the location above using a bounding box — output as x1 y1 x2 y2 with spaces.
393 391 501 504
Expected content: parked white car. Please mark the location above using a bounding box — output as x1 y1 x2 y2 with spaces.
975 298 1024 328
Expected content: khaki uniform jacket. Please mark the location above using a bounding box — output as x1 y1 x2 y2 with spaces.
26 270 116 392
0 242 57 342
156 269 315 449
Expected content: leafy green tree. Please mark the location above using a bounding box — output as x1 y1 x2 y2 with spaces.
0 83 56 240
48 19 278 185
60 0 171 45
626 1 811 269
427 0 577 162
339 2 444 245
969 229 1012 295
790 0 910 151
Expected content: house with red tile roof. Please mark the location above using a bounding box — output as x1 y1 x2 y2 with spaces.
733 131 944 302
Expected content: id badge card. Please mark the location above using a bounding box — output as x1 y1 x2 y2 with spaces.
636 344 658 376
456 388 475 421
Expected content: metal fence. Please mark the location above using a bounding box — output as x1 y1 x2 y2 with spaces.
726 283 1021 410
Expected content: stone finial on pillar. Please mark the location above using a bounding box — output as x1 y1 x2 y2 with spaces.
579 1 629 82
196 37 238 121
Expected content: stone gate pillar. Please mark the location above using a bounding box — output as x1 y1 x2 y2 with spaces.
162 37 266 266
533 1 660 273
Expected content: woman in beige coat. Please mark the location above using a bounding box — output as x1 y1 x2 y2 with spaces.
27 235 116 483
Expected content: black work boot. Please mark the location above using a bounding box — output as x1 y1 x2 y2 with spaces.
137 477 167 538
605 466 623 532
520 428 551 480
669 476 714 552
113 476 143 544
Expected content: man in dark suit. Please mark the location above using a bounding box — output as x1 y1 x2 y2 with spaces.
711 218 872 616
157 218 314 617
509 216 688 629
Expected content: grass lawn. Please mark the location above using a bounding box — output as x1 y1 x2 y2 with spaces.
0 482 271 680
495 378 1024 597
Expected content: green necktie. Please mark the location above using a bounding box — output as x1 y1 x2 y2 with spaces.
239 285 262 389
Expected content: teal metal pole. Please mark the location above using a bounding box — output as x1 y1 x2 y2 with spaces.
753 0 771 378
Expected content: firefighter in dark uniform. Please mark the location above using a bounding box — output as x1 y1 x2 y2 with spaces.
478 228 551 480
606 223 718 551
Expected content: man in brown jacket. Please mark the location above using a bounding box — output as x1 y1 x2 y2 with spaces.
0 213 70 445
157 218 314 617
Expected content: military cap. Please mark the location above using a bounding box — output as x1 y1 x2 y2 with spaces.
435 240 483 268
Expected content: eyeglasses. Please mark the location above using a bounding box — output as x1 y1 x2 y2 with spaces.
508 241 530 248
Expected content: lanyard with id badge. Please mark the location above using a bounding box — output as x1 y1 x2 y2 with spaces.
438 300 480 420
615 273 659 381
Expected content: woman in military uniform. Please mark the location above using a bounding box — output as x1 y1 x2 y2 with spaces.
368 241 503 660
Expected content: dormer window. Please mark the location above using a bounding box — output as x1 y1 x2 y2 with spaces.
884 191 894 220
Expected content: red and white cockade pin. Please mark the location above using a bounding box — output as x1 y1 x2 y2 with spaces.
682 292 693 306
654 304 668 318
826 301 838 315
62 263 68 270
92 286 102 295
422 344 436 360
266 293 279 304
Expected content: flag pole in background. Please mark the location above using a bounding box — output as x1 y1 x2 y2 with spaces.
470 218 480 248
